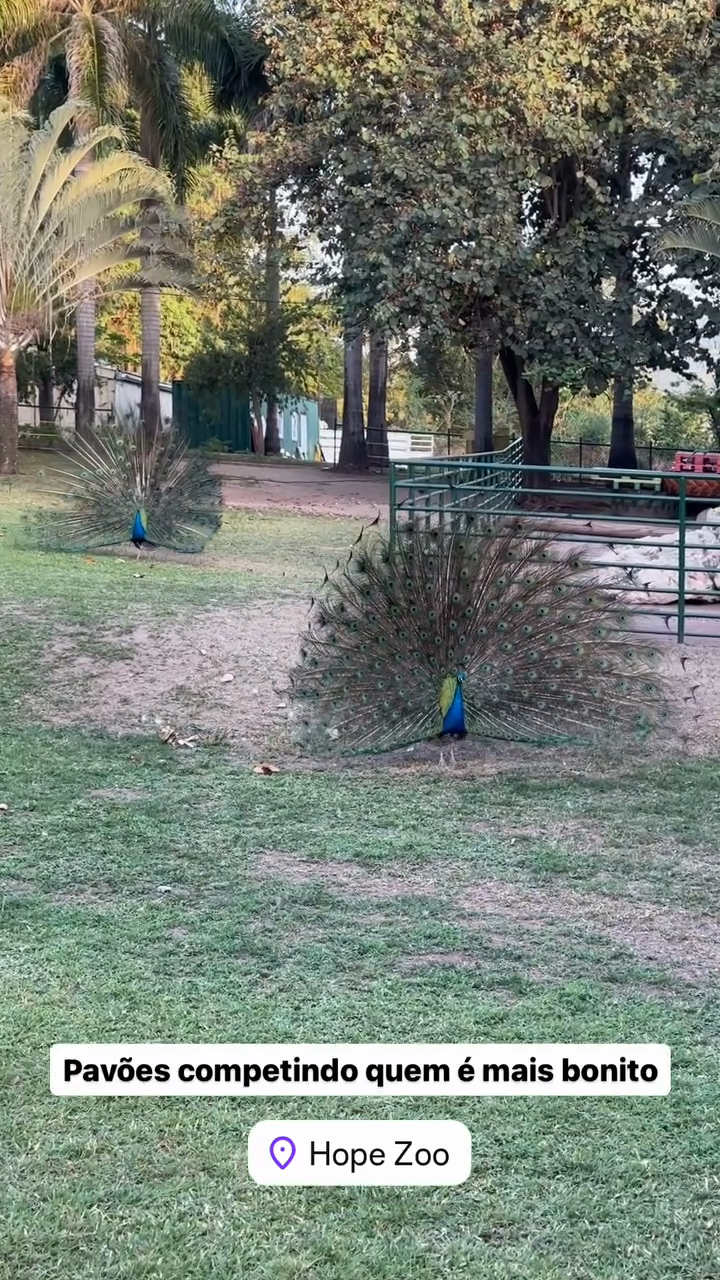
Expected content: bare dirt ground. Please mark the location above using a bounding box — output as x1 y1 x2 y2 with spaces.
214 459 388 519
252 850 720 983
20 459 720 761
28 593 720 764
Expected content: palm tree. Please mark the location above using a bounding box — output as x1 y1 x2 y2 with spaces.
663 201 720 257
0 100 174 474
0 0 263 438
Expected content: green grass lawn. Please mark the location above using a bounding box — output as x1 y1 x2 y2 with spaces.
1 463 720 1279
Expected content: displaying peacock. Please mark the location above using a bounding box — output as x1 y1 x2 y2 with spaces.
289 519 667 756
27 423 223 554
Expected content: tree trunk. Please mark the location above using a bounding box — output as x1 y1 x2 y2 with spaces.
38 367 55 427
0 348 19 475
264 186 282 455
499 346 558 485
71 106 97 441
607 131 637 471
75 289 96 439
366 332 389 468
139 109 162 441
141 285 162 435
608 373 637 470
339 329 367 469
473 346 494 453
250 391 265 455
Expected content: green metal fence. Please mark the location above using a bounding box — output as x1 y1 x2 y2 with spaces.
390 437 524 531
389 454 720 645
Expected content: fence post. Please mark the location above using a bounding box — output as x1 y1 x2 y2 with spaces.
579 438 583 470
389 462 397 551
677 476 686 645
649 443 653 471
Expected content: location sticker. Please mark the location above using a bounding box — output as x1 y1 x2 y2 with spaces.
270 1136 296 1170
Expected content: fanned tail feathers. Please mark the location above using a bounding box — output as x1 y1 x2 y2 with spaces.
26 424 223 553
289 521 667 754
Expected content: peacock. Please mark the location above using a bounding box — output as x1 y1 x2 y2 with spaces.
289 519 667 756
27 423 223 554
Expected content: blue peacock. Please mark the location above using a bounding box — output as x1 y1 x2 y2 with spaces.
27 423 223 554
289 519 665 755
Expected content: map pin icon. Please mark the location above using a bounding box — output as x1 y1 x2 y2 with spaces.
270 1136 296 1170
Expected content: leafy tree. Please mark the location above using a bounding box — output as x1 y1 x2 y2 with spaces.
413 335 516 443
263 0 717 472
16 326 77 426
0 0 263 436
184 239 315 452
0 100 174 473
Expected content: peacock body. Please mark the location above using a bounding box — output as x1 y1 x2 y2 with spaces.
289 520 666 755
27 423 223 554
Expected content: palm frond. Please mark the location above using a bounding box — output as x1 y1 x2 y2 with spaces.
64 12 128 121
0 100 183 351
662 200 720 258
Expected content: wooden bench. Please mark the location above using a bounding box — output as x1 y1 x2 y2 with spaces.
611 474 663 493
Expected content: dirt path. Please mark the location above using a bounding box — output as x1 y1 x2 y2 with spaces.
214 459 389 520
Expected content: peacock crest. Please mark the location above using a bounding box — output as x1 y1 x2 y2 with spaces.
289 519 667 755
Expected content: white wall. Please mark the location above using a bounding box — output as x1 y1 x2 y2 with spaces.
319 426 435 464
19 365 173 435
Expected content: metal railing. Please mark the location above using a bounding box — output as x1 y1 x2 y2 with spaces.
389 438 524 534
551 439 683 471
389 455 720 644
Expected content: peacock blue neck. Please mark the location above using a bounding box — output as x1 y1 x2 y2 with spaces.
132 510 147 542
442 681 466 735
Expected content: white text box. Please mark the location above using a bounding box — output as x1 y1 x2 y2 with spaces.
248 1119 472 1185
50 1043 671 1096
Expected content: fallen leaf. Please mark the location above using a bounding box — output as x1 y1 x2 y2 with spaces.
0 803 8 814
133 573 145 579
253 763 280 775
220 673 234 683
83 557 96 564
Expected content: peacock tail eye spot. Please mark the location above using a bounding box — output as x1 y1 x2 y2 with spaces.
449 620 458 630
501 641 513 653
522 624 534 635
452 592 461 603
536 606 549 616
460 567 470 579
511 600 524 612
464 607 474 618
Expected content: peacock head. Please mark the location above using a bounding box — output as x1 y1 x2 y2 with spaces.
456 671 467 684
